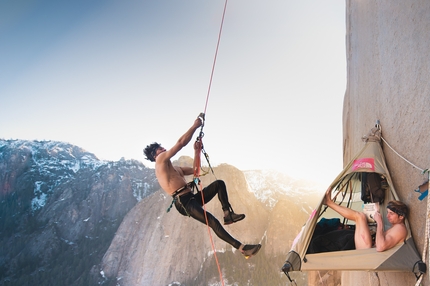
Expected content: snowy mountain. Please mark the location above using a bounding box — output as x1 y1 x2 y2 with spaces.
0 140 156 205
0 139 159 285
244 169 324 211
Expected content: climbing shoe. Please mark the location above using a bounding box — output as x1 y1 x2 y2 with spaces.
240 244 261 259
224 212 245 225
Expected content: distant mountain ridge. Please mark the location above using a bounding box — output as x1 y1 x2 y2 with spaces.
0 139 158 285
0 140 157 202
0 139 321 285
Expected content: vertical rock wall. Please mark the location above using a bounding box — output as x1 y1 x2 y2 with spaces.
343 0 430 285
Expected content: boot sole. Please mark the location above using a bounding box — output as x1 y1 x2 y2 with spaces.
223 215 245 225
243 244 261 259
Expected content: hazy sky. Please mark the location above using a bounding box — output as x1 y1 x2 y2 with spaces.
1 0 346 186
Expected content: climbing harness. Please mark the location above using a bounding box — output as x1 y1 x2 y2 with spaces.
166 182 197 215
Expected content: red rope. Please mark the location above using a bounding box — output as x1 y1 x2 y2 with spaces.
198 180 225 286
204 0 229 115
195 2 229 284
194 137 224 286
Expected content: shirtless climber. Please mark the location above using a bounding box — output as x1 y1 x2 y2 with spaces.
143 115 261 258
324 190 408 251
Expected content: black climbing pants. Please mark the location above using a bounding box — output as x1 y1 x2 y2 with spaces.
174 180 241 249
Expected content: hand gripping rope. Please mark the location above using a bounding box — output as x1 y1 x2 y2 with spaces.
193 113 215 180
193 113 205 180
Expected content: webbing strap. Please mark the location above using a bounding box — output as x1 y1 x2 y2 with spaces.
166 197 176 213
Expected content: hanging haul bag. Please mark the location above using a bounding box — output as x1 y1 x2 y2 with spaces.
361 172 386 203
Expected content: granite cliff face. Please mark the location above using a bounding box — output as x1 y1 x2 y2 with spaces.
97 163 321 285
0 140 322 285
341 1 430 285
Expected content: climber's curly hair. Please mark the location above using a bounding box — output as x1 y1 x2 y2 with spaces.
143 142 161 162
